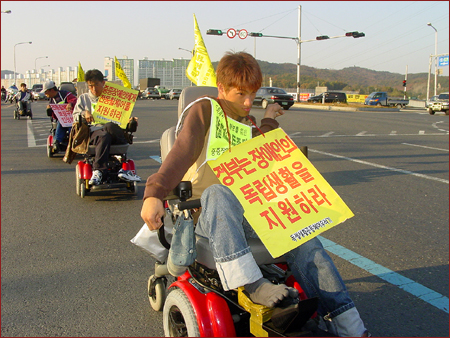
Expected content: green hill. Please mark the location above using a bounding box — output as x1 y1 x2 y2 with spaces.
213 60 448 99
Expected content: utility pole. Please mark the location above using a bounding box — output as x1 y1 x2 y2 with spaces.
296 5 301 102
207 8 364 102
404 65 408 100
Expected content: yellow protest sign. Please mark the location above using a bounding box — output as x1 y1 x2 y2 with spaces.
92 82 138 129
208 128 354 258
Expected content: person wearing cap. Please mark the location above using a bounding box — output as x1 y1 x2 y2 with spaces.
43 80 78 153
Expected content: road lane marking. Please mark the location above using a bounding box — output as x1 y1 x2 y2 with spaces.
309 148 449 184
147 154 449 313
320 131 335 137
150 155 162 162
402 143 449 152
27 119 36 147
319 236 449 314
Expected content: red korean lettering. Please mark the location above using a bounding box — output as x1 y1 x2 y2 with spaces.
253 179 277 202
260 207 286 230
293 192 318 214
211 164 234 186
248 148 269 169
278 198 301 223
277 166 301 189
292 161 314 183
308 184 332 206
240 184 263 205
263 172 289 194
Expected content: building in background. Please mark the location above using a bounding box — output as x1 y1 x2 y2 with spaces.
104 56 134 87
1 56 191 90
138 58 191 89
1 67 77 88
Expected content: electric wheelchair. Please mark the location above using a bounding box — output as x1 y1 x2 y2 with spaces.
146 87 328 337
75 118 140 198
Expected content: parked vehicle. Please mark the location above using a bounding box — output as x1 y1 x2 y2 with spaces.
139 78 160 91
58 82 77 96
32 88 46 100
141 87 161 100
426 95 439 108
154 85 170 98
165 89 182 100
307 92 347 104
364 92 409 107
253 87 294 110
32 84 43 92
427 92 449 115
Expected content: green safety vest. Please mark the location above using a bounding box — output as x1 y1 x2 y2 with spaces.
178 97 252 163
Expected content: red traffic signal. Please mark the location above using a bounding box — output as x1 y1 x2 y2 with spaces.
402 80 406 87
346 31 365 38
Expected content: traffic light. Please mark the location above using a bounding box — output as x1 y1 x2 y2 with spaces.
316 35 330 40
345 31 365 38
402 80 406 87
249 32 263 37
207 29 223 36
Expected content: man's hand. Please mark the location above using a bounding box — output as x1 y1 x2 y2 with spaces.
84 110 95 123
264 103 285 119
141 197 165 230
66 103 73 111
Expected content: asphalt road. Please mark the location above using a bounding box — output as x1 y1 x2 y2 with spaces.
1 98 448 337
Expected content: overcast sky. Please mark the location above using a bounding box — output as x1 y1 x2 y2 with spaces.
1 1 449 80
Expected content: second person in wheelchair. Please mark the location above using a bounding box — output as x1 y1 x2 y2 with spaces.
72 69 140 185
141 52 369 337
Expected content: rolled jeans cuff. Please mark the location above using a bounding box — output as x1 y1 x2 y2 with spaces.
325 306 366 337
215 251 263 291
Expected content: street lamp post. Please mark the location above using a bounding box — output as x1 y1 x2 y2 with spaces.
35 56 48 71
178 47 194 56
178 48 194 86
427 23 438 97
14 41 32 86
1 10 11 14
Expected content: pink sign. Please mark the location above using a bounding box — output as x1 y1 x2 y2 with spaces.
50 104 73 127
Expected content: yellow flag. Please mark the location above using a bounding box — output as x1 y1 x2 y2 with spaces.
186 14 217 87
77 62 85 82
114 56 132 89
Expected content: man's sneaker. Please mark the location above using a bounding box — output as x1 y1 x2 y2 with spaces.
89 170 103 186
118 169 141 182
52 140 60 153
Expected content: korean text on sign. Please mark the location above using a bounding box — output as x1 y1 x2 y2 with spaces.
50 104 73 127
92 82 138 129
208 128 354 258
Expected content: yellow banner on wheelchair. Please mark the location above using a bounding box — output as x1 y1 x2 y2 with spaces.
207 128 354 258
92 82 138 129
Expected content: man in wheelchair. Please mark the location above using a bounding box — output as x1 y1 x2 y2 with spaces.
72 69 140 185
141 52 369 337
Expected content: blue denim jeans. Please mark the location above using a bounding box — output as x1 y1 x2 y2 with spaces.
195 184 366 336
55 121 71 143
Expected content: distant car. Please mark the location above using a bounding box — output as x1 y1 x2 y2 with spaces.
166 89 182 100
253 87 294 110
428 92 449 115
58 82 77 96
425 95 439 108
32 88 46 100
307 92 347 104
142 87 161 100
